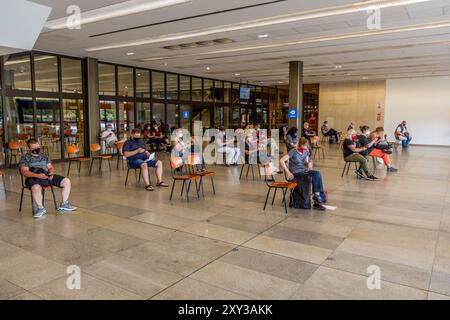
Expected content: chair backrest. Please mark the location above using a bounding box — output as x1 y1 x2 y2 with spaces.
90 143 101 153
116 141 125 155
170 156 184 170
66 145 80 156
17 134 29 141
9 141 23 150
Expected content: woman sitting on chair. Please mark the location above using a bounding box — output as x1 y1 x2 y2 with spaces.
280 137 327 211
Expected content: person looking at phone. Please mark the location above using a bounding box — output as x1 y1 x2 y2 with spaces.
280 137 327 211
19 138 77 219
123 128 168 191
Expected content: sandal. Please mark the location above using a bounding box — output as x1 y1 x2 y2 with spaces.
145 185 155 191
156 181 169 187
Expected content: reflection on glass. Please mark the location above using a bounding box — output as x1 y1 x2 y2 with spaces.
99 63 116 95
152 72 165 99
118 66 134 97
36 98 60 159
180 76 190 101
4 55 32 90
63 99 84 157
166 104 179 129
215 106 223 127
166 74 178 100
192 77 202 101
214 81 223 102
136 69 150 98
224 106 230 129
180 105 191 131
224 82 231 104
61 58 83 94
137 102 151 129
99 100 116 132
152 103 164 124
203 79 213 102
119 101 134 138
34 54 58 92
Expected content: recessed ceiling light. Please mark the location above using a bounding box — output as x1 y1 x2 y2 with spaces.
335 65 342 69
258 34 269 39
206 66 211 71
137 73 141 76
126 52 135 56
85 0 432 52
362 76 369 80
45 0 192 31
234 73 241 76
278 81 284 84
164 62 168 66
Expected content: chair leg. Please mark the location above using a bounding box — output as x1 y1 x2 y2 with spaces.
282 188 288 214
1 176 6 199
108 158 112 172
346 162 351 175
125 168 130 186
263 188 271 211
169 180 176 200
246 164 250 178
251 165 255 180
186 180 191 202
67 160 72 177
88 159 94 175
341 162 347 177
239 164 245 179
77 161 81 175
271 188 278 206
210 176 216 195
181 180 185 197
51 186 57 210
19 187 24 212
99 159 103 172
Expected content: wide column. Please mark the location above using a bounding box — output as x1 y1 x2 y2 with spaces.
85 57 100 146
288 61 304 129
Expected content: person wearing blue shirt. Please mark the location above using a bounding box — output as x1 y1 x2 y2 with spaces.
123 128 168 191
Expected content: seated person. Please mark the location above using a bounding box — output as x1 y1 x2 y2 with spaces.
123 128 168 191
148 124 167 152
100 124 118 152
285 127 298 152
302 122 319 146
19 138 77 219
321 121 339 143
347 122 357 136
244 131 281 177
343 132 379 181
216 126 240 166
395 120 412 148
368 127 398 172
280 137 327 210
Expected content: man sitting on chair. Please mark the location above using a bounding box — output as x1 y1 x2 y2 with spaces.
19 138 77 219
123 128 169 192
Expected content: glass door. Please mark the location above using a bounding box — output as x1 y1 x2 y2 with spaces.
119 101 134 139
36 98 61 160
99 100 117 132
63 99 84 157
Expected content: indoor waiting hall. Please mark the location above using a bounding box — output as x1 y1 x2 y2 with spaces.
0 0 449 304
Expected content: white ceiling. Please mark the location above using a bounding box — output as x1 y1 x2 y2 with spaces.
29 0 450 85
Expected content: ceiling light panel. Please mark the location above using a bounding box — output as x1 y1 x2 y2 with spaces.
85 0 432 52
45 0 191 31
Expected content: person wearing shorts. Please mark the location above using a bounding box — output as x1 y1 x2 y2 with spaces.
123 128 169 191
19 138 77 219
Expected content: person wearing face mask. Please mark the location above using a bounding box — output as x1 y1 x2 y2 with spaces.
363 126 398 172
342 132 379 181
19 138 77 219
395 120 412 149
280 137 327 210
123 128 169 191
100 124 118 153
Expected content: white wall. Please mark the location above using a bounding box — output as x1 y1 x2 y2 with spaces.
385 77 450 146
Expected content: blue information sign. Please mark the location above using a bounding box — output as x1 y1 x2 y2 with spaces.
182 111 190 119
288 109 298 119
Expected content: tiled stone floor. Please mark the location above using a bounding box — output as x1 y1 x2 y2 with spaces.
0 144 449 300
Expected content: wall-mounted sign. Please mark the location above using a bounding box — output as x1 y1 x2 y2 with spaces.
182 111 190 119
288 109 298 119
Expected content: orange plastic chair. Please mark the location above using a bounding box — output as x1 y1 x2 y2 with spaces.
169 156 200 202
8 141 23 168
187 154 216 196
263 169 297 214
66 145 91 176
116 141 126 169
89 143 112 174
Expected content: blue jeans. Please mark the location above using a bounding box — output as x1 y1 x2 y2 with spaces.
402 136 412 148
129 159 158 169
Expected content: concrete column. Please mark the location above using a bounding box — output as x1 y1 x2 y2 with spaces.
288 61 304 128
85 57 100 145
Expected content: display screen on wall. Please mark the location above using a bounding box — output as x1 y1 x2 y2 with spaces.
240 86 250 100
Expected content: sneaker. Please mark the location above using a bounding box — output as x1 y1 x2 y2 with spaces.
58 201 77 212
354 169 365 179
33 207 47 219
313 202 327 211
366 175 380 181
387 166 398 172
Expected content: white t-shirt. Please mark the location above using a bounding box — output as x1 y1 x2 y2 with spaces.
101 129 118 144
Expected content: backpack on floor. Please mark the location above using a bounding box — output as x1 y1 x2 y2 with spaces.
289 175 312 209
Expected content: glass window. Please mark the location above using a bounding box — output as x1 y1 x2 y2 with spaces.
0 97 4 166
34 54 59 92
4 55 32 90
152 103 164 124
232 84 240 104
136 102 151 129
61 58 83 94
192 77 202 101
215 106 223 127
224 106 230 129
180 76 190 101
214 81 223 102
180 105 191 131
223 82 231 104
136 69 150 98
63 99 84 157
119 101 134 138
203 79 213 102
118 66 134 97
166 104 179 129
5 96 33 143
99 63 116 96
36 98 60 159
152 72 165 99
99 100 116 132
166 74 178 100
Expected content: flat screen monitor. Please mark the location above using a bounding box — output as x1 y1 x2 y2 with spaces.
240 86 250 100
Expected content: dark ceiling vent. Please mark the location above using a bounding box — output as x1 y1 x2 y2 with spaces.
163 38 235 50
